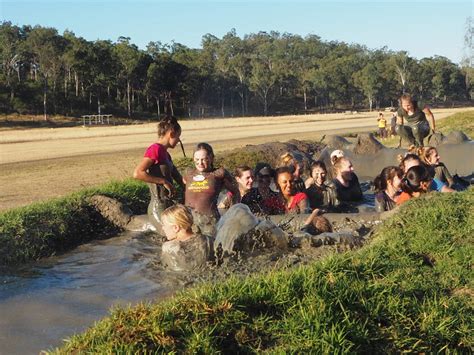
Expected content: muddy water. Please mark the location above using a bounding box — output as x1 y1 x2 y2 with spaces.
0 232 171 354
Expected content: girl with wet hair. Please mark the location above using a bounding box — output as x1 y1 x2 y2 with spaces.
184 142 239 234
398 152 453 193
396 93 435 147
331 156 363 203
417 146 454 187
274 166 309 214
160 204 213 271
304 161 339 210
278 151 306 193
396 165 433 205
373 166 403 212
133 115 185 230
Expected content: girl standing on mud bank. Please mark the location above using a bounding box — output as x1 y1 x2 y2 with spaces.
396 93 436 147
373 166 403 212
184 142 239 234
133 116 185 231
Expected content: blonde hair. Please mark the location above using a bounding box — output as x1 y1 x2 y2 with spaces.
416 146 437 165
161 204 193 232
331 156 349 175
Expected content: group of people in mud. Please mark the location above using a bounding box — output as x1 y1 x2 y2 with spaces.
133 93 466 271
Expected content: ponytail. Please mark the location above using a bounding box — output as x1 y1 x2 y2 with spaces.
158 115 181 137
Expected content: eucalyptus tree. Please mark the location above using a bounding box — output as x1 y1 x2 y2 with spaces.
25 26 66 119
0 22 24 101
114 37 149 117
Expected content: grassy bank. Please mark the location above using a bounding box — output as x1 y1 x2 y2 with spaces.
436 110 474 137
52 190 473 353
0 179 149 266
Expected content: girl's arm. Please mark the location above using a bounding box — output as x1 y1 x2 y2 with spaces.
133 157 175 196
171 165 185 190
304 177 314 189
297 195 311 214
423 106 435 132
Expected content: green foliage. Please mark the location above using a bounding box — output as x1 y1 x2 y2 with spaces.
0 22 470 119
0 179 149 265
215 150 268 172
51 190 474 353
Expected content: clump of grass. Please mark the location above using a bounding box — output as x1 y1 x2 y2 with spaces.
0 179 149 265
436 110 474 137
51 190 473 353
216 150 268 172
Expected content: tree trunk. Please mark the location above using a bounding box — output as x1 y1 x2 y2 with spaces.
303 88 307 112
221 95 225 117
43 80 48 121
156 97 160 117
74 71 79 97
126 80 131 118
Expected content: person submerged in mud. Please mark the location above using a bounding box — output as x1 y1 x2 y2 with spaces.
416 146 454 188
278 152 306 193
397 165 433 205
373 166 403 212
184 142 239 235
160 204 213 272
398 153 454 193
331 156 363 207
275 166 310 214
133 115 185 231
304 160 339 211
218 165 254 209
396 93 436 147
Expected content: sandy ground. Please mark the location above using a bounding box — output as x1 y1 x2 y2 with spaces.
0 108 472 211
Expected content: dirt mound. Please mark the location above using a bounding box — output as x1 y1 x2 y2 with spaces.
323 135 351 150
444 130 470 144
90 195 133 229
353 133 385 155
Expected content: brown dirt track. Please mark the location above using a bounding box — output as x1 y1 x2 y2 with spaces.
0 108 472 211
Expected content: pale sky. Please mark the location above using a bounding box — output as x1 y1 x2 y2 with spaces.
1 0 472 63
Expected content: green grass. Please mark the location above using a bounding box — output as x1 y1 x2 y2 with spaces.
437 110 474 137
51 189 474 353
0 179 149 266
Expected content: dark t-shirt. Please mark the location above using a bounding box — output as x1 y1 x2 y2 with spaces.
374 191 398 212
434 163 452 185
184 167 232 218
241 187 284 215
305 182 339 210
333 174 363 202
397 105 428 126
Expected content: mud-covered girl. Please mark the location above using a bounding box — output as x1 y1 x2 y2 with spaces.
184 142 239 234
133 116 184 231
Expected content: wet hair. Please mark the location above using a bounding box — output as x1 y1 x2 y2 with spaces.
158 115 181 137
255 163 274 177
309 215 333 235
399 93 419 110
416 146 438 165
373 166 403 192
400 165 432 194
234 165 253 178
279 151 304 174
310 161 327 174
398 153 421 171
161 204 193 232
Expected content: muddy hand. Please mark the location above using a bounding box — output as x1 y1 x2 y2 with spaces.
163 181 176 198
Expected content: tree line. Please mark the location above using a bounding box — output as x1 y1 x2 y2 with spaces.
0 22 472 120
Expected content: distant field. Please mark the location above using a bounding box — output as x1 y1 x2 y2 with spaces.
0 107 472 211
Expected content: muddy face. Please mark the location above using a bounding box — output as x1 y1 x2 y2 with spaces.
428 149 440 165
389 174 402 190
236 170 254 193
257 173 272 189
401 98 414 114
193 149 212 172
311 166 327 187
338 159 354 182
